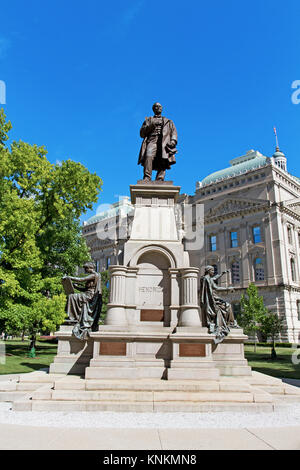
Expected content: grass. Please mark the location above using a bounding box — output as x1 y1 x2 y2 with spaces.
0 339 57 375
245 344 300 380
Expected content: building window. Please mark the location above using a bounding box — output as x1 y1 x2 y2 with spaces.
254 258 265 281
232 303 241 319
212 264 218 276
230 231 238 248
95 260 100 272
291 258 296 282
297 301 300 321
231 261 240 284
209 235 217 252
287 226 292 245
253 226 261 244
106 257 111 269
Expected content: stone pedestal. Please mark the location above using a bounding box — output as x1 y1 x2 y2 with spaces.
168 327 220 380
49 325 93 375
212 329 251 376
50 181 250 385
85 327 172 380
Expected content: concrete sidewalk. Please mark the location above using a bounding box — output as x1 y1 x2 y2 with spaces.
1 423 300 450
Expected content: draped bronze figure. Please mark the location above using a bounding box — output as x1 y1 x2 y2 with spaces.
200 266 238 344
63 261 102 341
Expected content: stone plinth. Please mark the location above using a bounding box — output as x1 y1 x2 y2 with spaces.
168 327 220 380
49 325 93 375
48 180 251 409
212 329 252 376
85 327 173 380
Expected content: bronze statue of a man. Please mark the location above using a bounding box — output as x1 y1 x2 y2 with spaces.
200 266 238 344
138 102 178 181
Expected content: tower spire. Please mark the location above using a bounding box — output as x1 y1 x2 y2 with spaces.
272 127 287 171
273 126 279 151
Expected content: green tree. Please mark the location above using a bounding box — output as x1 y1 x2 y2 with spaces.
100 270 110 322
238 283 268 352
0 109 103 348
259 312 284 360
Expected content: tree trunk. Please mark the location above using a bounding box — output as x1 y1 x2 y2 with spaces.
271 340 277 360
29 333 36 357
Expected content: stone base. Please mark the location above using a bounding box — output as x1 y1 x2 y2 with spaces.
85 328 172 380
49 325 93 375
9 371 300 412
212 329 252 376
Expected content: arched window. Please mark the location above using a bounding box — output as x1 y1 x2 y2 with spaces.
254 258 265 281
291 258 296 282
231 261 240 284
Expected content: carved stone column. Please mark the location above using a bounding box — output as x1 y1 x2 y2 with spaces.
169 268 180 327
105 266 128 326
178 267 201 326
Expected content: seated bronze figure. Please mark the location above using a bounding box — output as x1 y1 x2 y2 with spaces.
62 261 102 341
200 266 238 344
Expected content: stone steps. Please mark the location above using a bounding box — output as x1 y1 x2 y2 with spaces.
53 378 252 393
0 391 28 402
17 399 276 413
35 389 257 403
5 369 300 412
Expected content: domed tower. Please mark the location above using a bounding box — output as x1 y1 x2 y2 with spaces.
272 147 287 171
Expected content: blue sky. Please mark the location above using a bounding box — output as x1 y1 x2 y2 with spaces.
1 0 300 221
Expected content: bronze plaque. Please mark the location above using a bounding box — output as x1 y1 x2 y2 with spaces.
140 309 164 322
179 343 206 357
100 342 126 356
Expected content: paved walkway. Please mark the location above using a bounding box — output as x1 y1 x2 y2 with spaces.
1 372 300 450
0 423 300 450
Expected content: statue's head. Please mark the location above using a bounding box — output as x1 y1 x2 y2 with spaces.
152 102 162 116
83 261 95 272
204 265 215 276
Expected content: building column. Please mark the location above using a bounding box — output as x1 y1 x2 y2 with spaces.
218 227 227 286
263 213 275 285
169 268 180 326
241 221 250 287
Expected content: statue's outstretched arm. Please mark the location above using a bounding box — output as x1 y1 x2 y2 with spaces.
69 273 96 283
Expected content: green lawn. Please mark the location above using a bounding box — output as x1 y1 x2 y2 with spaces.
0 339 58 375
245 344 300 380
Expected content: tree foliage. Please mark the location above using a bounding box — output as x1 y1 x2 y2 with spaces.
259 312 284 359
100 270 110 321
238 283 268 350
0 109 103 340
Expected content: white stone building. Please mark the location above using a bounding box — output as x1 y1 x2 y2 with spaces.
82 149 300 343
